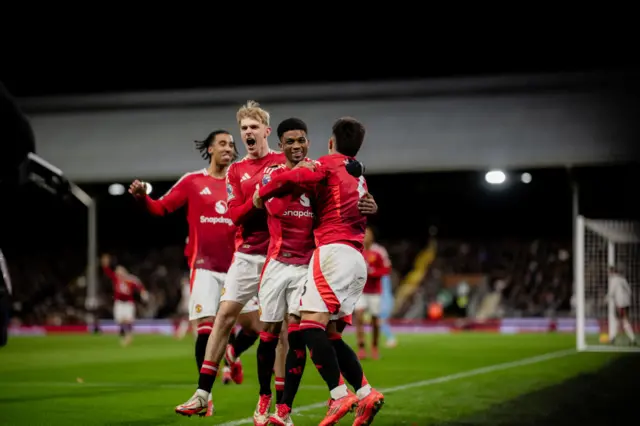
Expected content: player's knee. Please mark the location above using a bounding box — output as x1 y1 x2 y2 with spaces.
196 316 214 326
262 321 282 335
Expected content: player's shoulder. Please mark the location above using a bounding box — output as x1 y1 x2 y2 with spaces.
178 169 207 183
260 164 286 185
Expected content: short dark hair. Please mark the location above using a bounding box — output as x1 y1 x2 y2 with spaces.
277 118 308 140
194 130 236 162
332 117 365 157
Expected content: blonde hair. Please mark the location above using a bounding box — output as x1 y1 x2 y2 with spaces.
236 100 270 126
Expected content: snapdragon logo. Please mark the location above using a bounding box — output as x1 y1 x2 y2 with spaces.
282 210 314 218
200 216 233 226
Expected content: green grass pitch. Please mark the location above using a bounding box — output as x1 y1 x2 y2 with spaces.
0 332 637 425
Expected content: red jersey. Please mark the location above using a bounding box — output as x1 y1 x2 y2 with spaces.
226 151 286 256
259 153 368 252
102 266 144 302
261 164 316 265
363 247 391 294
142 169 236 273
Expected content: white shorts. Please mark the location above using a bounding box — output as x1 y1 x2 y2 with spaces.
221 252 266 307
114 300 135 323
189 269 226 321
355 293 382 317
241 295 260 314
258 259 307 322
300 244 367 320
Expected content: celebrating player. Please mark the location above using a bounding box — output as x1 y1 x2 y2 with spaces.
249 117 315 425
100 254 148 347
257 117 384 426
606 265 636 345
354 227 391 360
174 101 287 417
130 130 260 416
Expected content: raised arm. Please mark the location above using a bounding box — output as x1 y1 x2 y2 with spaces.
130 176 189 216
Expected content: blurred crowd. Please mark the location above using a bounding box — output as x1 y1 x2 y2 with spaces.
5 235 576 326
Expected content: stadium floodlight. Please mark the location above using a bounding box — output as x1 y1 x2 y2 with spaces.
521 172 532 183
108 183 125 196
485 170 506 185
575 216 640 352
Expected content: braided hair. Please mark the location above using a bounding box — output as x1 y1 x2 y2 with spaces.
194 130 238 162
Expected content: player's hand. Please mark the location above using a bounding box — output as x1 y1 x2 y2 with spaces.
294 160 316 171
128 180 147 198
253 189 264 209
141 290 149 303
358 193 378 215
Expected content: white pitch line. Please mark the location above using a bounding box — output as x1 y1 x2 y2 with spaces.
216 348 577 426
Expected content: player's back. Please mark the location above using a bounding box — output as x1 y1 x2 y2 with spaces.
313 153 367 252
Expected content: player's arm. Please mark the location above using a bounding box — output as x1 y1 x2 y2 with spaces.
100 254 116 280
130 177 188 216
259 162 326 200
226 165 259 226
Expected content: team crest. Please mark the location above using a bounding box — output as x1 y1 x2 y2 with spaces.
195 304 202 313
262 173 271 185
215 200 228 214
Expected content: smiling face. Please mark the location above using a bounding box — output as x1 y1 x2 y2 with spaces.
280 129 309 166
209 132 235 166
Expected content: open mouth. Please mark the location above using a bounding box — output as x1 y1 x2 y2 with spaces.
246 138 256 147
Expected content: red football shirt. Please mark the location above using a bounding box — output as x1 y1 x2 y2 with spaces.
142 169 236 273
261 164 316 265
102 266 144 302
226 151 286 256
259 153 368 252
362 248 391 294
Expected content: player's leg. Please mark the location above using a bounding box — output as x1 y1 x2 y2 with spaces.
175 254 264 417
330 248 384 426
269 314 302 426
380 274 397 348
353 296 368 359
253 260 287 426
297 245 364 425
369 295 382 359
189 269 222 374
224 299 261 385
274 325 288 403
188 270 224 417
620 307 636 344
327 319 373 397
269 264 307 426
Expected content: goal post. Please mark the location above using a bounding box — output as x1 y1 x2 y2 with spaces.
575 215 640 352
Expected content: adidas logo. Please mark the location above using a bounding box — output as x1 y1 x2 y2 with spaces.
200 187 211 195
240 173 251 182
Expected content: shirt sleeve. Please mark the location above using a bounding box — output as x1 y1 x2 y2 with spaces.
259 166 326 199
142 174 190 215
227 164 257 226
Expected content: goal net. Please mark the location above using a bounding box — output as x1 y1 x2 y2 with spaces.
575 216 640 352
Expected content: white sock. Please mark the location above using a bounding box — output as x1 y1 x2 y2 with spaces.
196 389 210 400
329 384 348 400
356 384 372 399
622 319 635 341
